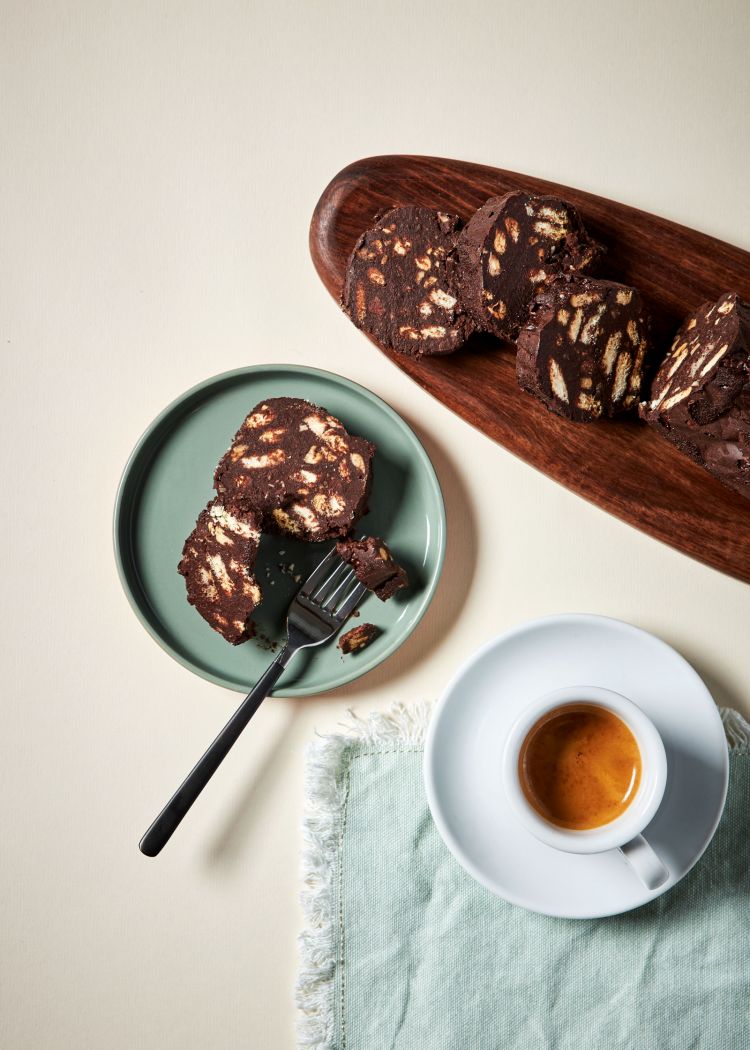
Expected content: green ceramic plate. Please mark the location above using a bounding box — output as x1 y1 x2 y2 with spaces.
114 365 446 695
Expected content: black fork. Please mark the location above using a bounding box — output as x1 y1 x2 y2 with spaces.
139 548 367 856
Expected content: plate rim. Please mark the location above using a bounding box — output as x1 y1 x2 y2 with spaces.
113 363 446 696
423 612 729 918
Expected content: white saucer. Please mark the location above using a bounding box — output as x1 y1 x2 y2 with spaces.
423 614 729 918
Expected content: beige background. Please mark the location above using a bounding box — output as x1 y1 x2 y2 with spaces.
2 2 749 1047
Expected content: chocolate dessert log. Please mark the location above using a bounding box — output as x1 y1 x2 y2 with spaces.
342 205 473 356
516 276 650 421
214 398 374 541
338 623 380 655
456 190 601 341
336 536 408 600
640 292 750 498
178 499 262 645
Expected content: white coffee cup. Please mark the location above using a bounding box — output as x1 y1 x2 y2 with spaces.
502 685 669 890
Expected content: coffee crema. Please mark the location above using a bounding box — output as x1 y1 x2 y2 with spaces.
518 703 642 830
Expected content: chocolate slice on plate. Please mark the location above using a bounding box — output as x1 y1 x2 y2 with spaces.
178 499 262 645
214 397 374 541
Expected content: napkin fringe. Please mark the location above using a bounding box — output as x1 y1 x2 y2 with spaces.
722 706 750 754
296 702 432 1049
296 702 747 1047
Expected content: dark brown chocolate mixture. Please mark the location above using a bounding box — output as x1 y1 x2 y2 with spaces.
336 536 408 601
178 499 262 644
517 275 650 421
640 291 750 498
214 397 374 541
456 190 601 341
342 205 473 357
338 623 380 655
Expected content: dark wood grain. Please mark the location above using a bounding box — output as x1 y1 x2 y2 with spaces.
310 154 750 583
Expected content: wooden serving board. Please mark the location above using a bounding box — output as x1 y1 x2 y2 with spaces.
310 154 750 584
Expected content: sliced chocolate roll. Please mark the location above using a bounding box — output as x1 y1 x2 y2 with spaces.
214 398 374 541
338 623 380 655
178 499 262 645
516 276 650 421
456 190 601 340
640 292 750 498
341 205 473 356
336 536 408 600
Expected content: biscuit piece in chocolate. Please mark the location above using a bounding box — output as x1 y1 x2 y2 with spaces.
338 623 380 655
336 536 408 600
342 205 473 357
214 398 374 541
456 191 601 341
178 499 262 645
516 276 650 421
640 292 750 498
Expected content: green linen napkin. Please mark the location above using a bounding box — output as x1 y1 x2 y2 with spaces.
297 704 750 1050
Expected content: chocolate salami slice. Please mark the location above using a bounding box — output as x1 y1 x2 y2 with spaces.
640 292 750 498
178 499 262 645
214 398 374 541
456 191 601 340
335 536 408 600
342 205 473 356
516 276 650 421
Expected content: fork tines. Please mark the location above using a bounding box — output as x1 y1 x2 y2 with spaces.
298 547 367 620
299 547 339 599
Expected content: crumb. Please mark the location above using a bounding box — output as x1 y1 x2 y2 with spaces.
336 536 408 601
338 623 380 655
253 629 280 653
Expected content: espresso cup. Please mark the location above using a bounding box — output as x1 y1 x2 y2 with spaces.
502 685 669 890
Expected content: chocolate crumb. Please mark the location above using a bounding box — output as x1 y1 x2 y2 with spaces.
336 536 408 600
339 623 380 654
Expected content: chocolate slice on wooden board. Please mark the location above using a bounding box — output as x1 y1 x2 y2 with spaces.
341 205 474 357
178 499 262 645
456 190 602 341
516 276 650 422
336 536 408 600
338 622 380 654
640 292 750 498
214 397 374 541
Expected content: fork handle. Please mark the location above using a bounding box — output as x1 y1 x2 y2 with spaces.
139 646 294 857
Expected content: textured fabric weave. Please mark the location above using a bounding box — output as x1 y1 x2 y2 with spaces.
298 709 749 1050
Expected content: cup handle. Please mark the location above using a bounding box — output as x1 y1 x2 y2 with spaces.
619 834 669 890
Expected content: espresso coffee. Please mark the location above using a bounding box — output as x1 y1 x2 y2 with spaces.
518 703 642 830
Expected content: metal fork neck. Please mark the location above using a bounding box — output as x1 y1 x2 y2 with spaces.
274 643 296 670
